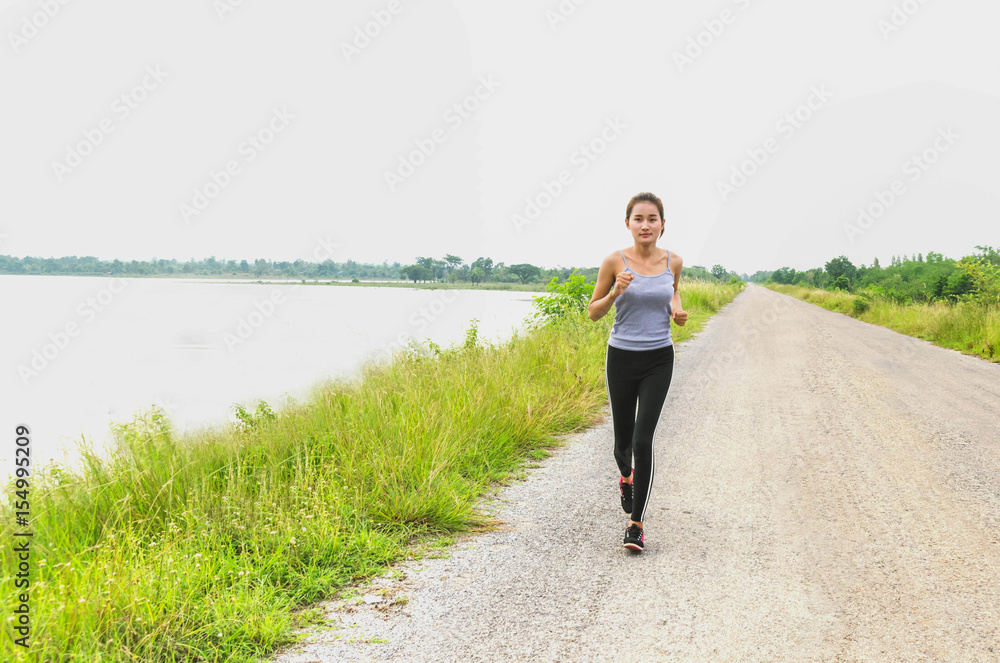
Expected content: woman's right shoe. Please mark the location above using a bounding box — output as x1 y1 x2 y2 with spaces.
619 471 633 513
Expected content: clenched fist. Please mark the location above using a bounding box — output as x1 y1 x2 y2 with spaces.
611 271 633 297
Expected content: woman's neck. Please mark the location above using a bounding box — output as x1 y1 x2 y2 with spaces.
631 244 659 261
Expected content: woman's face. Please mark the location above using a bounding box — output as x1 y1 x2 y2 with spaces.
626 202 664 244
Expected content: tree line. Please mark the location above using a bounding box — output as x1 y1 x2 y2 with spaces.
399 256 735 285
0 253 729 285
0 255 378 278
752 246 1000 305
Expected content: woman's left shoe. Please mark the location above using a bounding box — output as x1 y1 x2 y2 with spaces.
623 523 644 551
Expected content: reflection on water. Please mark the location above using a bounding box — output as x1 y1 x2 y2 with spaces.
1 276 539 480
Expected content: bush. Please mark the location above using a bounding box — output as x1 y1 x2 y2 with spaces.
944 270 973 300
853 297 870 315
529 271 594 325
957 255 1000 306
833 275 851 292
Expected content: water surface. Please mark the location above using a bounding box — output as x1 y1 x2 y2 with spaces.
1 276 538 479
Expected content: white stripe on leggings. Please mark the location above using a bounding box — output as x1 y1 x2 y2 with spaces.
604 345 616 469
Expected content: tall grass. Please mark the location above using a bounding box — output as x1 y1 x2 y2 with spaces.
670 278 745 343
2 280 743 662
767 283 1000 362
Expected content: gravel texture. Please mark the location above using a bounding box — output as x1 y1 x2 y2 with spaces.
269 284 1000 662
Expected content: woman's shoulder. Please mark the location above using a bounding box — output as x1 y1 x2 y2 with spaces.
665 248 683 269
601 249 627 269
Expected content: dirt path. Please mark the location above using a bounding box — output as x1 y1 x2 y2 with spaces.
270 284 1000 662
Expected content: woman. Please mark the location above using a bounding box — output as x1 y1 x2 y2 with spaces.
588 192 687 552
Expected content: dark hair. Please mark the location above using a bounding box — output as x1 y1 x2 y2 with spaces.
625 192 665 238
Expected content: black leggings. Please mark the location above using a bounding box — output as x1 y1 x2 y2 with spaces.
604 343 675 522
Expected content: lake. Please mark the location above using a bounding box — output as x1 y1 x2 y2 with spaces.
1 276 539 480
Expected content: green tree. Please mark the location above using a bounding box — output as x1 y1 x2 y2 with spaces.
400 265 419 283
771 267 796 284
943 270 973 300
444 254 463 275
470 266 485 285
931 273 948 299
825 255 856 282
957 254 1000 306
509 263 541 284
471 257 493 281
415 256 445 282
974 245 1000 266
711 264 728 280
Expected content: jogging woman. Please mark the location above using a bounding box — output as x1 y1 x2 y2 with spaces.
588 192 686 552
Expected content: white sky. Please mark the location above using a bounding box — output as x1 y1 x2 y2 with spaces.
2 0 998 275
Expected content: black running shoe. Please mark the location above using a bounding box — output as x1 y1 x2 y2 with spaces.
619 472 633 514
623 523 644 551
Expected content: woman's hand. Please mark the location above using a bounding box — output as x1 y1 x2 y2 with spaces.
671 307 688 326
611 271 633 298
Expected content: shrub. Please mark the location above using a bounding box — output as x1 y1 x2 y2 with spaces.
233 399 277 434
944 270 973 300
529 272 594 325
957 255 1000 307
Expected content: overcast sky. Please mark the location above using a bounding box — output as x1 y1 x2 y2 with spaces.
2 0 998 275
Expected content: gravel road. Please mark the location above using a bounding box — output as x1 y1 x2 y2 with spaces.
270 284 1000 662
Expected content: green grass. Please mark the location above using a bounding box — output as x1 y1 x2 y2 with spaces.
1 281 743 662
766 283 1000 362
670 279 745 344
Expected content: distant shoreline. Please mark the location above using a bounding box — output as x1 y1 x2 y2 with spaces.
0 273 552 291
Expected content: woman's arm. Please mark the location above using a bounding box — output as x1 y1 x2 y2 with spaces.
589 253 628 321
670 252 687 326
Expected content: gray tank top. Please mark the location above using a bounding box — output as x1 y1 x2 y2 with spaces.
607 249 674 351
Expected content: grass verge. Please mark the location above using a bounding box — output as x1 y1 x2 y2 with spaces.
1 281 743 662
765 283 1000 362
